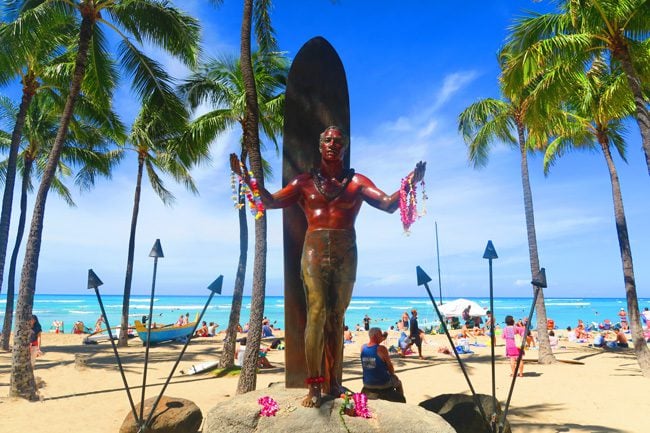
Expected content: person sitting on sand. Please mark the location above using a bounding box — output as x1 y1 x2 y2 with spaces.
566 326 577 342
262 319 274 338
208 322 218 336
73 321 86 334
592 332 606 348
195 321 209 337
575 320 589 340
343 325 354 344
360 327 405 402
548 330 559 349
607 328 629 349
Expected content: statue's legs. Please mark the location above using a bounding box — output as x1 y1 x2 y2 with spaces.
323 278 354 396
301 230 356 407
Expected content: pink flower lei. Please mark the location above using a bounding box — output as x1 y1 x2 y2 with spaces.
258 396 280 417
399 175 426 233
352 392 372 418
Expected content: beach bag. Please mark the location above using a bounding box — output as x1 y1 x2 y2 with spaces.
514 333 523 347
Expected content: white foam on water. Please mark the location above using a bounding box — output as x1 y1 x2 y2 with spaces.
37 300 83 304
545 302 591 307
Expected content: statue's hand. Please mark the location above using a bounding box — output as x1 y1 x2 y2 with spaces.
230 154 250 183
411 161 426 183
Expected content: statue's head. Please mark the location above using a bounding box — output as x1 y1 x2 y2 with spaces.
319 126 348 161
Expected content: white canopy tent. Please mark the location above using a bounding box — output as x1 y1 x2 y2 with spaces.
438 298 487 318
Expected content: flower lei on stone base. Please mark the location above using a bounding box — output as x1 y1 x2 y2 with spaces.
258 396 280 417
399 175 427 234
231 165 265 219
338 391 372 433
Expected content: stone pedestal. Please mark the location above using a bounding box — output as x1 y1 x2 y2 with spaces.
119 396 202 433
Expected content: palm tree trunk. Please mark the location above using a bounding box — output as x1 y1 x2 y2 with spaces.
0 76 37 297
517 123 555 364
119 153 145 348
237 0 267 394
1 158 32 351
10 14 95 400
612 39 650 176
598 134 650 376
219 183 248 368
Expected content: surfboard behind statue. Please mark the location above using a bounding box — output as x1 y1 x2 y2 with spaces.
282 36 350 388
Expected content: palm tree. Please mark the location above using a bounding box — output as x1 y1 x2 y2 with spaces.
235 0 278 393
0 10 81 298
181 51 286 369
117 99 208 348
8 0 199 400
542 58 650 375
0 93 122 351
505 1 650 174
458 52 557 364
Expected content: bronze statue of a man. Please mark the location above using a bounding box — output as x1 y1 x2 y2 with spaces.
231 126 425 407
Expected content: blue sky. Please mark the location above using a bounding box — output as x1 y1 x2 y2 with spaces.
1 1 649 299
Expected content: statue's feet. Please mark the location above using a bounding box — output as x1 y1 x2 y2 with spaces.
301 384 322 408
329 382 347 397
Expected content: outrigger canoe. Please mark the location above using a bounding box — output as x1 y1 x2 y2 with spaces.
134 313 199 345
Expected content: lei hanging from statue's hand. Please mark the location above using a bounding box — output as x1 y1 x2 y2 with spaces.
229 153 265 220
399 160 427 234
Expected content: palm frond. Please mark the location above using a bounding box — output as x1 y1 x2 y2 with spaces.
458 98 517 167
116 38 186 118
108 0 200 67
49 172 75 206
82 24 117 109
254 0 278 54
145 157 174 205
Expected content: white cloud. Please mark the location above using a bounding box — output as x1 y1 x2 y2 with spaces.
434 71 480 109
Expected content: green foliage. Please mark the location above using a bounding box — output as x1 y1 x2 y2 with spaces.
181 50 288 178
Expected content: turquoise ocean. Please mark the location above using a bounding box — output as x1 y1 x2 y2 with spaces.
1 293 648 334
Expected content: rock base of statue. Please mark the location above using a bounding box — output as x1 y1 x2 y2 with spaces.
419 393 512 433
204 383 455 433
119 396 202 433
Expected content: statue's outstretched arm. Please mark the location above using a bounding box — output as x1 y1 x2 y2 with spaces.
229 153 302 209
361 161 426 213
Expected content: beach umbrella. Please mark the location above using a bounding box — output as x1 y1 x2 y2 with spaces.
438 298 486 318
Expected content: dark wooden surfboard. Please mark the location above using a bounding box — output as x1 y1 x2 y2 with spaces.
282 36 350 388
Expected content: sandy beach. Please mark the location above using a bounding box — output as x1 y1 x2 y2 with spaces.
0 329 645 433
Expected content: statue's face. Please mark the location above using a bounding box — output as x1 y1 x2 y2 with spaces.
319 129 345 162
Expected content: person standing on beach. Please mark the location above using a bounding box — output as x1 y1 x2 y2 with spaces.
231 126 425 408
363 314 371 331
503 315 525 377
408 308 424 359
29 315 42 368
94 315 104 333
